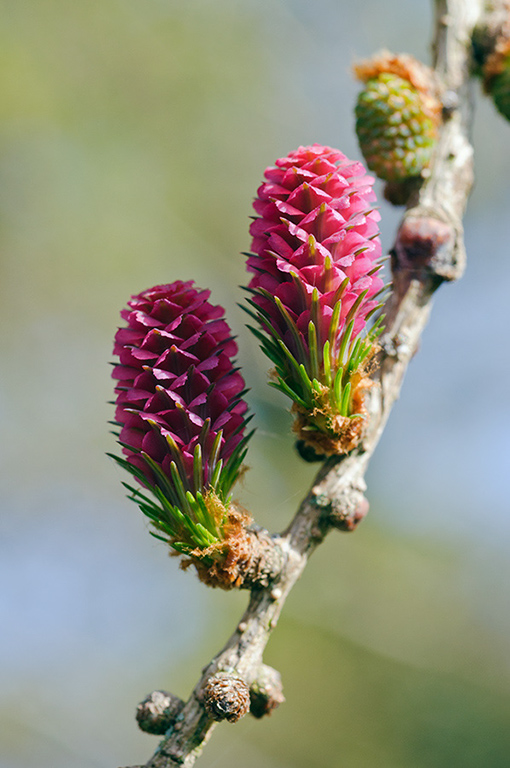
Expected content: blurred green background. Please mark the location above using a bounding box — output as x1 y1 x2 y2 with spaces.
1 1 509 766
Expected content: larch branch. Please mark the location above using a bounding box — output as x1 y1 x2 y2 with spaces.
122 2 486 766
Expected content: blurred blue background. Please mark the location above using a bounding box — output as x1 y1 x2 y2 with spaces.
1 1 509 766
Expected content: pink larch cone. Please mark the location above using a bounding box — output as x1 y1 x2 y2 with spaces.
244 144 386 457
110 281 253 557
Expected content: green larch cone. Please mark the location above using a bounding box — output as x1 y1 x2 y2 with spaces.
355 73 436 180
354 52 441 183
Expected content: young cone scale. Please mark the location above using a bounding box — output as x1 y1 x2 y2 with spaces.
354 52 441 182
244 144 387 458
110 281 255 585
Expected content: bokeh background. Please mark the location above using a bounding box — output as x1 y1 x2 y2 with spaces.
1 1 509 766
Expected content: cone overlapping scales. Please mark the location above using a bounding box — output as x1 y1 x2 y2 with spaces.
111 281 251 553
355 73 437 182
248 145 383 355
245 144 385 456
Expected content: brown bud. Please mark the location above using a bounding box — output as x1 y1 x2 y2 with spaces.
393 215 459 283
249 665 285 719
202 673 251 723
329 495 369 532
136 690 184 735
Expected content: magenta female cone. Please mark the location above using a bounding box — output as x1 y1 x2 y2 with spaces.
110 281 253 563
244 145 386 457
